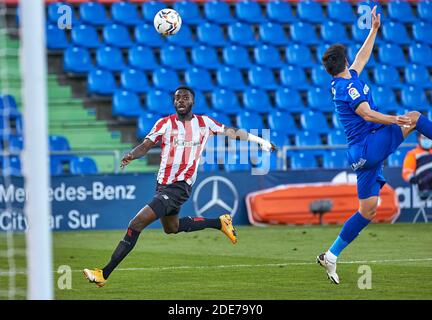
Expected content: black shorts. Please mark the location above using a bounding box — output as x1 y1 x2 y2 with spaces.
148 181 192 218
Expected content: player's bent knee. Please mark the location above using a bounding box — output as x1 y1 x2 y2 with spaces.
359 207 377 220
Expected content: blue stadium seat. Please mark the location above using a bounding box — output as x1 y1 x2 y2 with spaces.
208 111 231 127
128 45 158 71
137 112 158 138
166 25 195 47
204 0 234 24
311 65 332 89
290 22 319 45
197 23 227 47
414 21 432 45
0 94 18 112
191 45 221 70
252 150 279 172
0 156 22 176
291 152 318 170
63 47 93 74
248 65 278 90
111 2 141 25
47 2 79 26
120 68 149 93
49 135 70 151
211 88 242 114
96 46 125 71
295 131 321 146
280 65 309 90
80 2 109 26
46 24 68 50
152 68 180 91
316 44 330 61
378 44 406 67
193 91 212 115
142 1 165 22
146 90 172 115
224 152 252 172
327 1 356 23
285 44 315 67
323 150 348 169
297 0 325 23
388 149 408 167
373 65 402 89
266 1 295 23
160 45 190 70
275 87 305 113
103 23 133 48
71 24 100 49
243 88 272 113
270 131 290 149
70 157 98 175
405 65 432 88
418 1 432 22
185 67 214 91
351 25 382 44
321 21 350 45
223 45 252 69
216 66 246 91
87 69 117 95
401 86 430 110
382 22 410 45
174 1 203 25
409 43 432 67
112 90 143 118
254 45 282 69
228 22 257 46
235 0 264 23
259 22 289 46
9 135 23 152
236 111 265 130
135 24 165 47
327 130 347 145
347 43 377 67
307 88 333 112
333 113 343 130
388 0 416 23
268 110 297 134
301 110 330 133
50 156 64 176
371 86 400 113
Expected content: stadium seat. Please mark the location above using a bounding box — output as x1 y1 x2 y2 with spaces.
235 0 264 23
223 45 252 69
191 45 221 70
275 87 305 113
47 2 79 26
111 2 141 25
327 1 356 23
208 111 231 127
120 68 149 93
135 24 165 47
224 152 252 172
332 113 343 130
204 0 234 24
401 86 430 110
160 45 190 70
50 156 64 176
270 131 290 148
242 88 272 113
321 21 351 45
291 152 318 170
79 2 109 26
87 69 117 95
193 91 212 115
418 1 432 22
295 131 321 146
112 90 143 117
300 110 330 133
211 88 242 114
70 157 98 175
46 24 68 50
307 88 334 112
388 149 408 167
174 1 203 25
70 24 100 49
254 45 283 69
286 44 315 67
290 22 319 45
405 64 432 88
388 0 416 23
137 113 158 138
409 43 432 67
236 111 265 130
128 45 158 71
280 65 309 90
382 22 411 45
49 135 70 151
185 67 214 91
351 25 382 44
146 89 172 115
0 94 18 112
266 1 295 23
197 23 227 47
327 130 347 145
228 22 257 46
152 68 180 91
371 86 400 113
0 156 22 176
103 23 133 48
316 44 330 61
311 65 332 89
413 22 432 44
348 43 377 68
248 65 278 91
63 46 93 74
297 0 326 23
268 110 297 134
259 22 289 46
323 150 348 169
378 43 406 67
373 65 402 89
9 135 23 152
216 66 246 91
96 46 125 71
142 1 165 22
166 25 195 47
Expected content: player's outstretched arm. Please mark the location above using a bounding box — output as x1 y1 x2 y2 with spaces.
355 102 412 127
223 126 277 152
350 5 380 75
121 138 155 168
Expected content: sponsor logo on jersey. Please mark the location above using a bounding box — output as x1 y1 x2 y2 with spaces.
351 158 367 171
348 87 361 100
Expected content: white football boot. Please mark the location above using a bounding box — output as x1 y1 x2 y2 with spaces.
316 253 340 285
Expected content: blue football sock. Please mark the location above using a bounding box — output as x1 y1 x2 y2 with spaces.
416 115 432 140
329 212 371 257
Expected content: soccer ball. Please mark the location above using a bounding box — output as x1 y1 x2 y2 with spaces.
153 9 182 36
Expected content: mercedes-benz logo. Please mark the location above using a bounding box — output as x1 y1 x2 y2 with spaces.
193 176 239 218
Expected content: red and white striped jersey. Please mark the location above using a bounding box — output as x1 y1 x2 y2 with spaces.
145 114 225 186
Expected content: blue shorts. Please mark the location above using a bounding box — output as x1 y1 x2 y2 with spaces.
346 124 404 199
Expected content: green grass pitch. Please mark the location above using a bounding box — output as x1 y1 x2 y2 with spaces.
2 224 432 299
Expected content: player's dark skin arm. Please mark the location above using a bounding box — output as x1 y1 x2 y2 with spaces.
223 126 277 151
121 138 155 168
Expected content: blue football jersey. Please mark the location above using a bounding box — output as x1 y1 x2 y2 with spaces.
331 69 382 146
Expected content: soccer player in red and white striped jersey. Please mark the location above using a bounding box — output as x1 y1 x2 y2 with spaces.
84 87 276 287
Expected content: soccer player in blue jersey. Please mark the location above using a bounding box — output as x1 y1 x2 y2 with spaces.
317 6 432 284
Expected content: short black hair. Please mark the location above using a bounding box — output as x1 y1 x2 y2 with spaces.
175 86 195 98
322 44 347 76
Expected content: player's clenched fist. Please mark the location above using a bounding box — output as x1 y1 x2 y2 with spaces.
120 153 134 169
395 115 413 128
